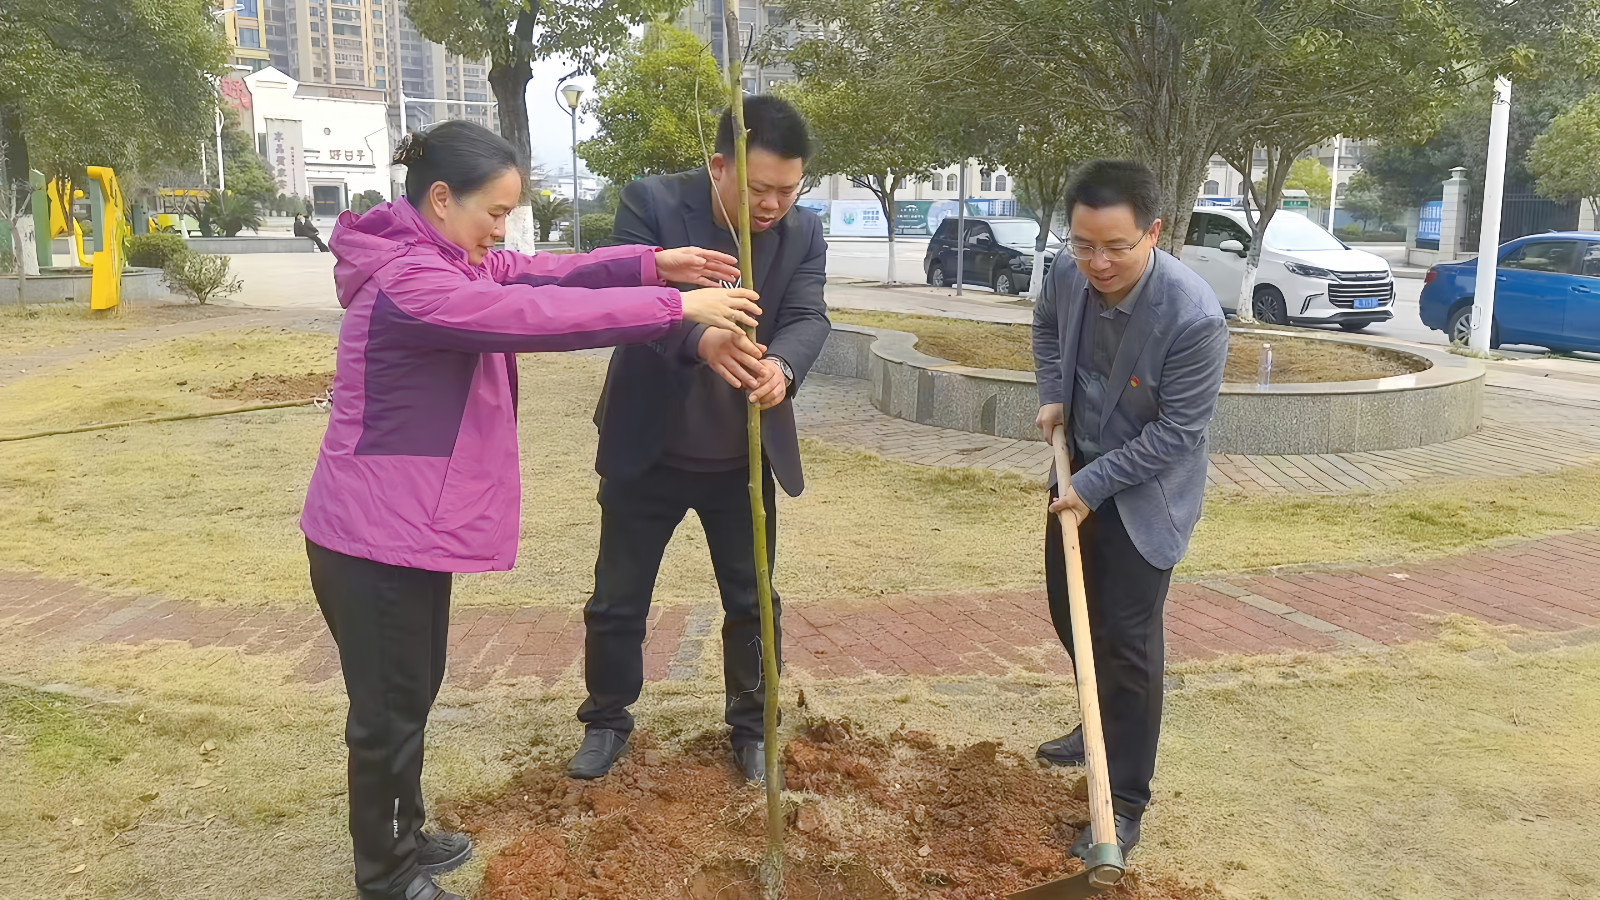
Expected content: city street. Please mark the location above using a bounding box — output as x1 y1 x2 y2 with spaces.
225 240 1591 362
824 236 1441 344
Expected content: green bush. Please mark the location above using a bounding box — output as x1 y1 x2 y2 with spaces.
163 253 242 305
578 212 615 252
126 233 190 269
1335 225 1405 243
352 189 387 214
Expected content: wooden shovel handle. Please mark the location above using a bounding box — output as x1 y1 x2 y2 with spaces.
1050 426 1118 851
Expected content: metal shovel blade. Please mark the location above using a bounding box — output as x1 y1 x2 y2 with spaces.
1006 845 1125 900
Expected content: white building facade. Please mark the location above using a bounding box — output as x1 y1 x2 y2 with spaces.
246 67 392 216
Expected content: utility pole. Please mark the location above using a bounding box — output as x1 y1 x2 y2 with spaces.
1470 77 1511 354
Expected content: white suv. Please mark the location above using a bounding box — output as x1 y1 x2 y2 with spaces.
1181 207 1395 331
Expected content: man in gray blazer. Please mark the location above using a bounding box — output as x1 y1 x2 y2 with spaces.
570 96 831 783
1032 160 1229 859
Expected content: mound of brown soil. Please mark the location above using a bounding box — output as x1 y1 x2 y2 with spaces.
449 721 1212 900
204 371 332 402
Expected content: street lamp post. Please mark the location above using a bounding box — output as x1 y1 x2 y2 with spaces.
559 82 584 250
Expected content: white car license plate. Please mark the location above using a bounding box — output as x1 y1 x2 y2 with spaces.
1354 297 1380 310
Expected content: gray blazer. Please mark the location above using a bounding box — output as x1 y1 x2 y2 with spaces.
593 168 831 496
1033 249 1229 570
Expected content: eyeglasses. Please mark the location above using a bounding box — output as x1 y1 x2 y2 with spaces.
1067 228 1152 262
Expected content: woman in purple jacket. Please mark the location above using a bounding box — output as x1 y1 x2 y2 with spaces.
300 121 762 900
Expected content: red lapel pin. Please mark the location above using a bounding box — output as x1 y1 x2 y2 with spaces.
1129 376 1140 388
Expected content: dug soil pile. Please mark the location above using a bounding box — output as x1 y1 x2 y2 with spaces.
204 371 333 402
450 719 1213 900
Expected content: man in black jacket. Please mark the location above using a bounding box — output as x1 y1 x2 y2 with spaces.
294 214 329 252
569 96 830 783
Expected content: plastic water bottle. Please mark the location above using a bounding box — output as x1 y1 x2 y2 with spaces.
1258 343 1273 387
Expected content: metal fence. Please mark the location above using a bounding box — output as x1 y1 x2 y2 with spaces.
1463 184 1579 249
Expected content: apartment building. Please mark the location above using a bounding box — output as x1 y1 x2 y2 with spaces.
235 0 495 141
676 0 801 94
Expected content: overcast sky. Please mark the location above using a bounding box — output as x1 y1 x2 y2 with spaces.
522 57 597 177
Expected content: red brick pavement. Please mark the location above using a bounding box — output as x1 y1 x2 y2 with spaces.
5 531 1600 685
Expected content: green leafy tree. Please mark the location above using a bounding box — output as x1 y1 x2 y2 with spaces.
404 0 679 178
1363 75 1592 211
1285 157 1332 207
577 24 726 186
0 0 226 200
887 0 1592 258
1528 92 1600 220
527 192 572 241
1338 171 1403 230
221 118 277 204
781 0 967 283
997 113 1128 297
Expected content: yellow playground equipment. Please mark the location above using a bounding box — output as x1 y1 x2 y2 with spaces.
86 167 127 311
46 179 89 266
33 166 129 310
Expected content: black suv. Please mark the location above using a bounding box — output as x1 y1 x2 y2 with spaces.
923 215 1059 295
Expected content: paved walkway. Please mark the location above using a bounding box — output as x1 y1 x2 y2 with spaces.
5 531 1599 688
793 369 1600 492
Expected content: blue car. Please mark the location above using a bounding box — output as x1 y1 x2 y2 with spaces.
1420 232 1600 351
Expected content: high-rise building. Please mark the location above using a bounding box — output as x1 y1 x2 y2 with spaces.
676 0 802 94
385 1 498 141
252 0 496 143
220 0 272 72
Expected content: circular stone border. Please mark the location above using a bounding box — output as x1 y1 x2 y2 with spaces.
0 266 169 306
811 323 1484 455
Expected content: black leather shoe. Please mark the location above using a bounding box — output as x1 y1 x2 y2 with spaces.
566 729 629 779
418 831 472 875
399 871 462 900
1037 725 1084 767
1069 811 1141 860
732 742 784 787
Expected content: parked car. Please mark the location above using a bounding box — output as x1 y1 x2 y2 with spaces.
1181 207 1396 330
924 216 1060 295
1419 232 1600 351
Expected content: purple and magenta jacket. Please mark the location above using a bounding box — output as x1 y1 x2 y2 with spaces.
300 199 681 573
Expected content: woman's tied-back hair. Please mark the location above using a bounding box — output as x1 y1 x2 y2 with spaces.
393 120 521 209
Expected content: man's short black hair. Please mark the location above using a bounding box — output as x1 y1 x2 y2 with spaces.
715 95 812 161
1065 159 1164 230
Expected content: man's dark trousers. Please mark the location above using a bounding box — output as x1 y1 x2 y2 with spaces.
1044 493 1172 814
578 463 781 747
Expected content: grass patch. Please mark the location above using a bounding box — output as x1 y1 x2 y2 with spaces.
0 327 335 435
0 301 243 358
830 309 1035 371
1185 466 1600 573
2 329 1599 605
3 621 1599 898
0 349 1043 608
828 309 1423 382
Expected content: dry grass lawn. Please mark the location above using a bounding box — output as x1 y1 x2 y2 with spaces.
2 619 1597 899
0 327 335 435
2 327 1600 607
827 309 1424 382
0 300 244 357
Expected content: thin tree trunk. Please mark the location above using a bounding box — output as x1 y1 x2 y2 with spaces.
881 176 897 284
1231 144 1300 323
1028 199 1055 301
726 13 784 899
